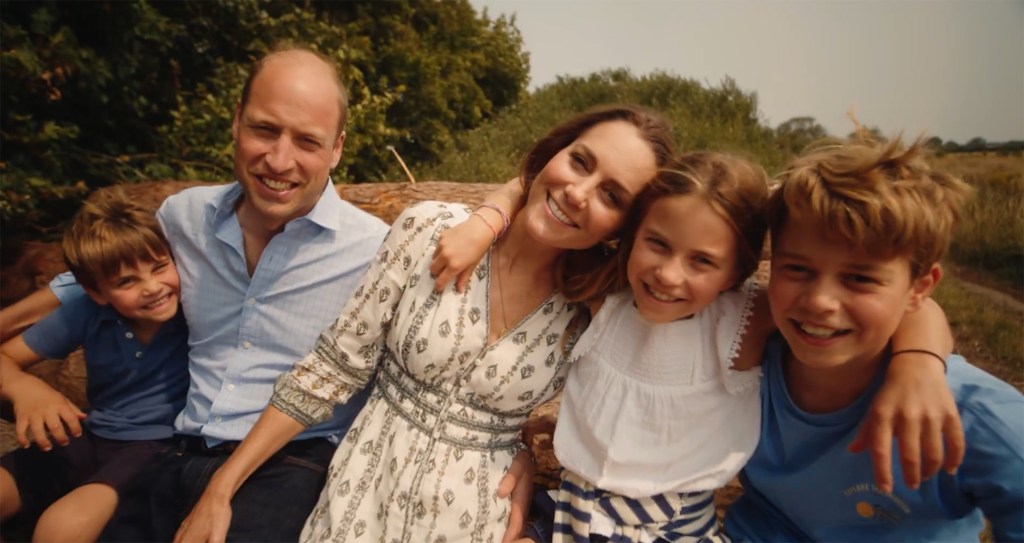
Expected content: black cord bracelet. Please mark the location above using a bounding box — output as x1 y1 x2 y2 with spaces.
891 348 948 373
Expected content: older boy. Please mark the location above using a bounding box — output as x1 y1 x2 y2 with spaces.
0 190 189 542
724 137 1024 541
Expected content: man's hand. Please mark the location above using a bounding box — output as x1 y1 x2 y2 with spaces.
498 449 535 543
10 375 86 451
173 489 233 543
849 353 964 493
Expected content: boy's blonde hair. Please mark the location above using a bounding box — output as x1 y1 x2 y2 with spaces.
63 189 171 292
769 136 972 278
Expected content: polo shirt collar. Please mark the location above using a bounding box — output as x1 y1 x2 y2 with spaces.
99 302 188 333
97 303 123 323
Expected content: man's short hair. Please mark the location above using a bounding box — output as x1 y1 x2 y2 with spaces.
238 44 349 137
768 136 972 278
63 189 171 292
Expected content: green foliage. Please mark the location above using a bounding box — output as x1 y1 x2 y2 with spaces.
1 0 528 241
964 137 988 151
418 69 786 183
774 116 829 157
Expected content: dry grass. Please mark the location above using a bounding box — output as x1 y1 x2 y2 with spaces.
932 153 1024 298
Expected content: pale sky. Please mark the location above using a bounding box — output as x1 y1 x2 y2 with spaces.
471 0 1024 143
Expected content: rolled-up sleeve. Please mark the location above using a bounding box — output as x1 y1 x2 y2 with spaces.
270 202 446 426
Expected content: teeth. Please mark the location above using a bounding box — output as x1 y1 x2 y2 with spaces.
799 322 839 338
648 287 678 303
546 196 577 227
144 294 171 309
261 177 292 191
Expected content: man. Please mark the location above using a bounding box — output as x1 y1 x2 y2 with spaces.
15 47 382 540
144 47 389 540
4 45 536 542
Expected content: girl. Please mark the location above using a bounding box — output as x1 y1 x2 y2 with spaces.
436 151 956 542
174 105 677 542
545 152 771 541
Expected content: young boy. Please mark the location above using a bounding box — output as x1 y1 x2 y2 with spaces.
724 137 1024 541
0 190 190 542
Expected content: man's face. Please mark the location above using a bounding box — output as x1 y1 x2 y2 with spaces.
232 53 345 233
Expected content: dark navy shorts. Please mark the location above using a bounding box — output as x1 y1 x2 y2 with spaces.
0 430 171 522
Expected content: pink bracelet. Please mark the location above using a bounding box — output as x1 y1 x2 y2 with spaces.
477 203 510 238
470 212 499 244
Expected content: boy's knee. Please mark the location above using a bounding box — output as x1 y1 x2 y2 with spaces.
33 507 87 543
0 467 22 519
34 484 118 543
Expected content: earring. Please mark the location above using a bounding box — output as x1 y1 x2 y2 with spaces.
602 238 620 256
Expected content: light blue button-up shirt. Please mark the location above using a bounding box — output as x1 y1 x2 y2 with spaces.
53 181 388 444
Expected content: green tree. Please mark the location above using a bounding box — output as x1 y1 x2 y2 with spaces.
942 140 962 153
964 137 988 152
1 0 529 242
420 69 786 183
774 116 829 157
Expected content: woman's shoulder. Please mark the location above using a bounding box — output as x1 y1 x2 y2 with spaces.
396 201 472 224
387 201 473 243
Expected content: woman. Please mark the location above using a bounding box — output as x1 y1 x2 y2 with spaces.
174 105 676 542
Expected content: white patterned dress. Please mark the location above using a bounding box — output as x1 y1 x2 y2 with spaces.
271 201 580 542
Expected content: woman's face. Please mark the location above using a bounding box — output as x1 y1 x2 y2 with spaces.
520 120 658 251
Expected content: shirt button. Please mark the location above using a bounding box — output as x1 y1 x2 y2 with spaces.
135 351 143 359
125 332 134 339
243 341 252 349
247 298 256 305
215 416 223 423
227 384 236 391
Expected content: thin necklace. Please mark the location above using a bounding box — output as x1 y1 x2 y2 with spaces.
493 243 510 337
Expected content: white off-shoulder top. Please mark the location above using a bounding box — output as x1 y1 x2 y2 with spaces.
553 280 762 498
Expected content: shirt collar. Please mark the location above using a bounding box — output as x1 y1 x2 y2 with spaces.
101 303 188 333
297 177 344 232
97 303 123 323
206 179 343 232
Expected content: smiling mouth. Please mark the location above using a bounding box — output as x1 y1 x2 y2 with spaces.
645 283 681 303
143 293 174 310
793 320 850 339
258 176 295 192
546 195 578 227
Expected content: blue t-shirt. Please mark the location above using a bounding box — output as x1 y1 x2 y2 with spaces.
22 293 189 441
725 336 1024 542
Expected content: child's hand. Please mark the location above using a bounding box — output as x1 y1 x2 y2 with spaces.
498 449 535 543
850 353 964 493
430 215 495 293
11 376 86 451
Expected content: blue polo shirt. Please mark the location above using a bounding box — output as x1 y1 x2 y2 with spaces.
22 293 190 441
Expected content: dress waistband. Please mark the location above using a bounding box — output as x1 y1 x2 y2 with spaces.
376 351 527 452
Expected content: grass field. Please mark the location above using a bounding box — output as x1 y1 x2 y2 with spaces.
929 152 1023 393
933 152 1023 300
